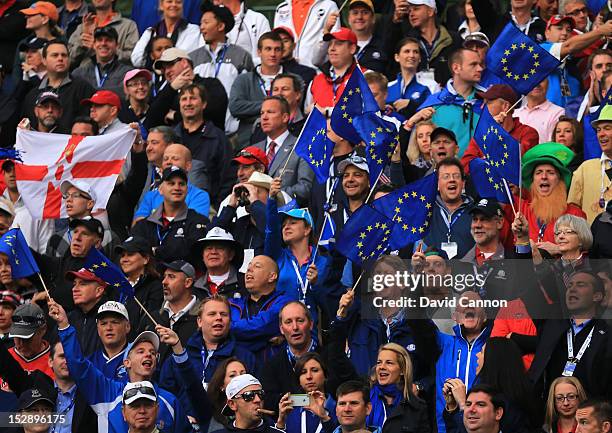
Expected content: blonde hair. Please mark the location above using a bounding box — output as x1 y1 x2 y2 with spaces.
407 120 435 164
372 343 413 401
544 377 587 433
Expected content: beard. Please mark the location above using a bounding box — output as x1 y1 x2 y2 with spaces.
529 181 568 224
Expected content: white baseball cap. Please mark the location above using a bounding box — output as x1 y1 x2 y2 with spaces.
408 0 436 9
221 374 261 414
96 301 129 321
122 381 157 405
128 331 160 354
60 179 97 203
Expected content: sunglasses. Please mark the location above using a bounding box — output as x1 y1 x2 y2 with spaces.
12 315 44 326
233 390 265 402
236 150 266 166
123 386 157 402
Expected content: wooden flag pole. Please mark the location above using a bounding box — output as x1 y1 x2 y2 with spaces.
134 296 159 327
337 271 364 317
37 273 51 297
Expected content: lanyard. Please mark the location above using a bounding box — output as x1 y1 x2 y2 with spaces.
325 174 339 201
567 326 594 362
213 44 229 79
290 257 308 300
330 68 340 99
94 65 109 88
537 220 547 242
156 225 170 245
287 340 316 368
201 347 214 374
440 207 466 241
258 76 270 96
301 410 323 433
600 158 612 208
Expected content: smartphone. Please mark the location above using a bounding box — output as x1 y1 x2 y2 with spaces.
289 394 310 407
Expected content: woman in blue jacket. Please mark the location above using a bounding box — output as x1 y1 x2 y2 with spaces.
276 352 337 433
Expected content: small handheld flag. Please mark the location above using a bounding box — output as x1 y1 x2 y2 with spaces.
0 229 39 278
294 109 334 184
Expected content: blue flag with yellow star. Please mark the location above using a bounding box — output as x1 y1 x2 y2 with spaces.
294 109 334 184
474 107 521 185
335 204 394 265
486 22 561 95
353 112 400 186
372 173 437 250
0 228 39 278
469 158 511 204
330 67 380 144
84 248 134 302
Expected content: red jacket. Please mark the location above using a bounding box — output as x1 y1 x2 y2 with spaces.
461 117 540 173
310 62 367 108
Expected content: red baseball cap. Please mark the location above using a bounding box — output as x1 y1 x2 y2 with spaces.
477 84 520 105
81 90 121 109
273 26 295 41
323 27 358 45
232 146 268 167
546 14 575 30
65 268 108 287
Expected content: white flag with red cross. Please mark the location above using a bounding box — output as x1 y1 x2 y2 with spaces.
15 127 136 219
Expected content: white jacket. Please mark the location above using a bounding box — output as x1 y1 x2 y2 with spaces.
131 22 202 67
273 0 340 68
226 3 271 65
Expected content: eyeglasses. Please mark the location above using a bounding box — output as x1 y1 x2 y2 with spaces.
123 386 157 402
233 390 265 402
236 150 265 165
566 7 587 16
554 229 577 236
127 79 150 88
440 173 462 181
62 193 90 200
12 315 44 326
555 394 578 403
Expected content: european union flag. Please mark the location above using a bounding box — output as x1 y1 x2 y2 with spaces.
294 109 334 184
330 67 379 144
353 112 399 186
0 229 39 278
586 0 607 14
335 204 394 265
84 248 134 302
372 173 437 250
469 158 511 204
474 107 521 185
486 22 561 95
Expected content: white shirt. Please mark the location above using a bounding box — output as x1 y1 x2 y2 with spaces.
266 129 291 154
163 295 197 328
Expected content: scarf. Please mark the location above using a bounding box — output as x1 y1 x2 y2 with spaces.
367 383 403 427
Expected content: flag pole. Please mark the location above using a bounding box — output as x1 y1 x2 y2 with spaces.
280 108 316 177
337 271 364 316
502 179 517 216
507 94 525 112
134 296 159 327
338 0 350 12
365 171 383 204
37 273 51 297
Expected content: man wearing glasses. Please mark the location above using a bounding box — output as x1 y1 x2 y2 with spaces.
220 374 283 432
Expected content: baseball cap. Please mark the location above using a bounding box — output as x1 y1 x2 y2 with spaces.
65 268 108 286
430 127 457 143
20 2 59 22
201 1 235 34
0 290 21 308
0 198 15 217
124 69 152 87
97 301 129 321
463 32 490 48
9 303 46 339
162 165 188 182
18 387 56 411
19 36 47 52
469 198 503 218
247 171 273 190
222 374 262 414
153 48 191 74
161 260 196 278
407 0 437 9
94 26 119 41
279 208 314 227
323 27 358 45
349 0 374 12
60 179 96 202
232 146 268 167
81 90 121 109
128 331 160 354
273 26 295 41
547 14 575 30
35 91 61 107
123 381 157 405
338 154 370 174
69 216 104 238
114 236 152 255
477 84 520 105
